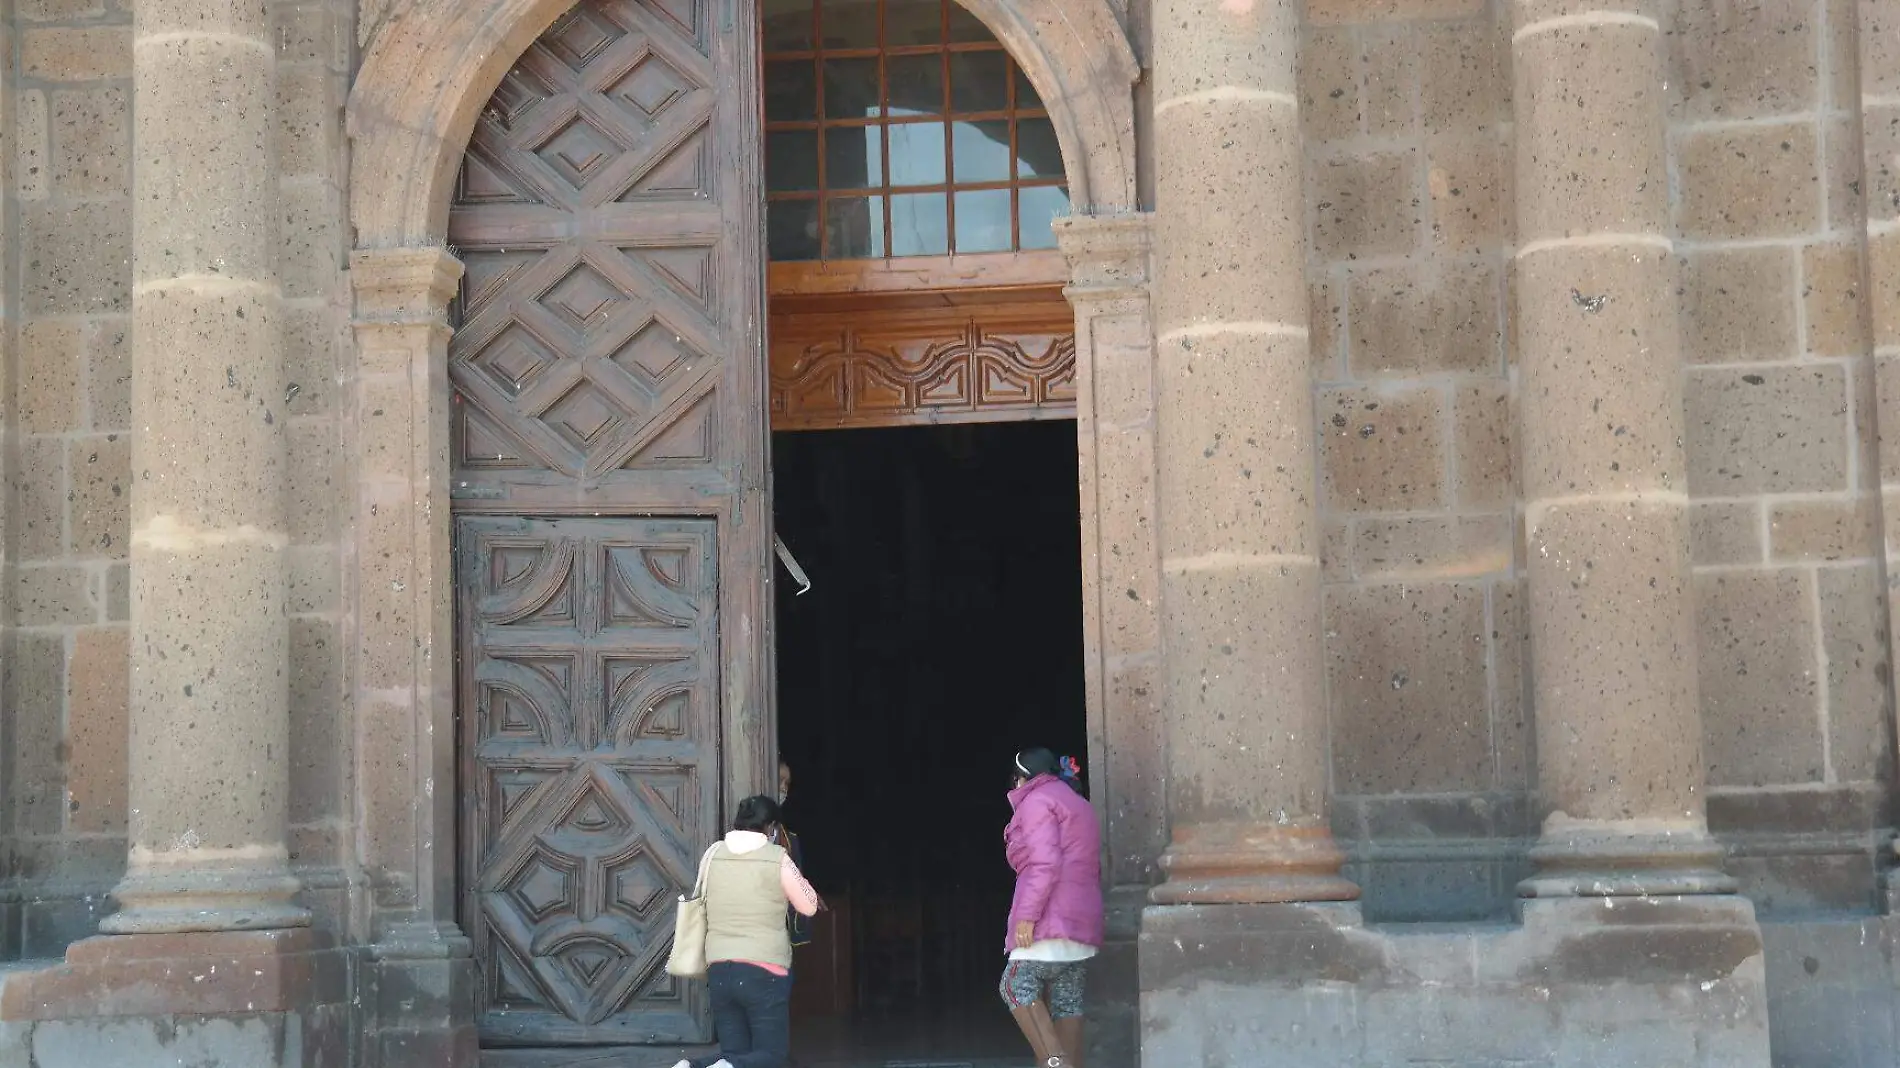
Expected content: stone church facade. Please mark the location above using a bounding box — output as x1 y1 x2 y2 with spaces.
2 0 1898 1063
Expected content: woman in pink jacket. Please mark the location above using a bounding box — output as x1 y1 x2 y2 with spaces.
1001 748 1104 1068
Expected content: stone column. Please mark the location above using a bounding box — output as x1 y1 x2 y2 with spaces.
1147 0 1354 904
1511 0 1729 896
101 0 306 932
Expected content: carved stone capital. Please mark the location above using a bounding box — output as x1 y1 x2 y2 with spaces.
1055 211 1152 302
351 246 464 325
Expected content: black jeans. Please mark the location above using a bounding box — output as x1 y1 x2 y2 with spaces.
693 961 791 1068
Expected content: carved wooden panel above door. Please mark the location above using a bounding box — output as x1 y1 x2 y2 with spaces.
458 515 721 1045
768 284 1077 431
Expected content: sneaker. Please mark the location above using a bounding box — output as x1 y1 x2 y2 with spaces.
667 1061 691 1068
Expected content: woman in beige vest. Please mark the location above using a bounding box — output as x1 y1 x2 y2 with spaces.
672 795 821 1068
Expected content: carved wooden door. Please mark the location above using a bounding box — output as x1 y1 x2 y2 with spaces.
446 0 769 1048
457 517 721 1044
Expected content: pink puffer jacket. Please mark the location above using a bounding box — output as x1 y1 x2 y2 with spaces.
1003 774 1104 952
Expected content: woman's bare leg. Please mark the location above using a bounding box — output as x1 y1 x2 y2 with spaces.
1052 1015 1083 1068
1009 1001 1068 1067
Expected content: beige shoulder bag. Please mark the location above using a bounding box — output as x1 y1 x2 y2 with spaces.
665 843 721 979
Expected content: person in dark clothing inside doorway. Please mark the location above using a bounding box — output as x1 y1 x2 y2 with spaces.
672 795 821 1068
779 760 813 952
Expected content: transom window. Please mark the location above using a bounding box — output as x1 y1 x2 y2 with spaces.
761 0 1069 261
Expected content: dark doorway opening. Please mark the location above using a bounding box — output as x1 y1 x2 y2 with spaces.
771 420 1087 1067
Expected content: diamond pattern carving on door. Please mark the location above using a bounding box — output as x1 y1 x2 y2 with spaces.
458 516 721 1045
449 0 738 487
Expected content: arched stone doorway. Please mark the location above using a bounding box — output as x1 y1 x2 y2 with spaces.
344 0 1154 1058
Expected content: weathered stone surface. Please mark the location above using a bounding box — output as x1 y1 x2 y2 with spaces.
21 26 131 81
1347 258 1501 377
86 320 131 430
1297 25 1357 144
16 565 95 626
23 201 129 314
1691 499 1764 565
1428 135 1508 253
1801 241 1866 358
1453 379 1513 509
66 434 128 557
1677 122 1822 239
1697 568 1822 787
1516 245 1683 496
65 626 128 835
17 319 83 433
1140 897 1768 1067
1767 495 1877 562
1686 365 1849 495
1761 918 1896 1068
1325 582 1490 794
1816 565 1892 783
1513 22 1669 239
1680 246 1798 365
1419 17 1502 137
1526 498 1701 820
1311 149 1423 259
1348 514 1510 581
50 88 128 199
1154 331 1313 557
15 435 67 562
1671 0 1819 120
287 618 342 825
1319 385 1448 512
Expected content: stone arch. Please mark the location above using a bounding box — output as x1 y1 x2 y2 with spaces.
346 0 1139 249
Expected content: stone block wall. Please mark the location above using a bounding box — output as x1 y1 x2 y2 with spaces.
1297 0 1532 921
0 0 359 959
1276 0 1897 923
1672 0 1890 916
3 0 135 957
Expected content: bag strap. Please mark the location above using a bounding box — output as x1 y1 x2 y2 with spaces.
689 842 720 899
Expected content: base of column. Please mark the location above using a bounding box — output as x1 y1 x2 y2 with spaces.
1140 896 1768 1067
101 864 310 934
1151 823 1360 904
365 920 479 1066
1519 821 1737 898
0 929 348 1067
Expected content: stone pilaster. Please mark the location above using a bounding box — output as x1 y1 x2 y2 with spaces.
103 0 306 933
1510 0 1729 896
1146 0 1354 904
348 247 477 1064
1058 212 1164 889
1059 212 1161 1065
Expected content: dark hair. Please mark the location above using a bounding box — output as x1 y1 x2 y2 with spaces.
1014 748 1086 796
732 794 782 833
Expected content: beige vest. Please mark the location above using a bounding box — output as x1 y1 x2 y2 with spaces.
702 843 793 969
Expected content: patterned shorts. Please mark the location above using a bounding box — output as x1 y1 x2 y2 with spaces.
998 958 1087 1018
